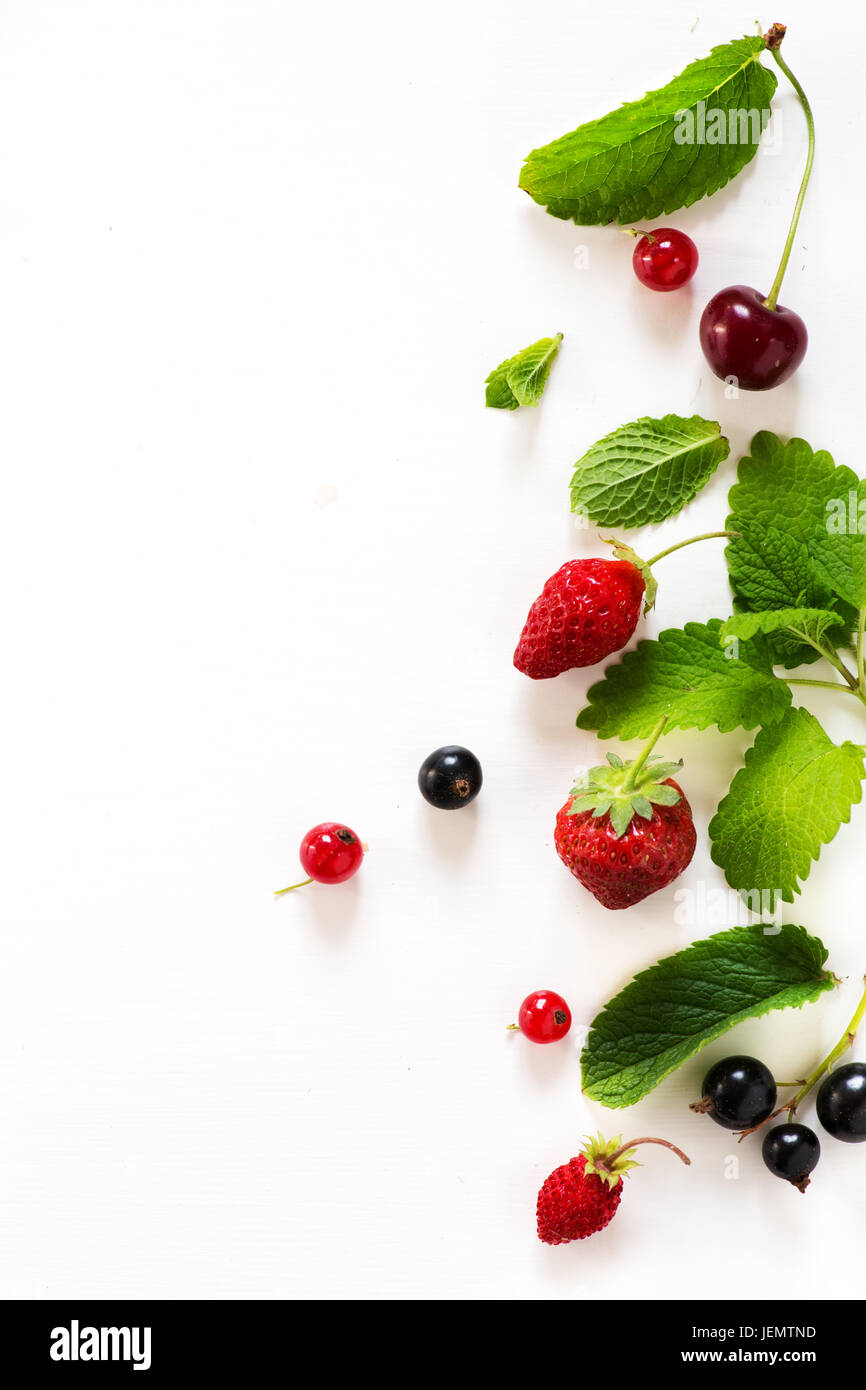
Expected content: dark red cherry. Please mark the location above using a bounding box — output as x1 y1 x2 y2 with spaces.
632 227 698 292
699 284 807 391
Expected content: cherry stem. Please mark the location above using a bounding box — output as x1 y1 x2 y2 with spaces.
599 1136 692 1169
621 715 669 791
645 531 739 567
737 976 866 1139
763 40 815 311
274 878 313 896
506 1023 520 1031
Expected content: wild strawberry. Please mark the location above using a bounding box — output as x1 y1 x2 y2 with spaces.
555 717 696 909
537 1134 690 1244
513 545 653 679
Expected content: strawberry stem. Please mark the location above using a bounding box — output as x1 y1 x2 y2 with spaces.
621 716 669 791
645 531 739 568
274 878 313 895
598 1136 692 1170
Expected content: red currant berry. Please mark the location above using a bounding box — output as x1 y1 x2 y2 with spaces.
513 990 572 1044
275 822 364 895
632 227 698 292
699 284 807 390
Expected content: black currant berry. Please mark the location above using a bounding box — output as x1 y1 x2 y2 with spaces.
816 1062 866 1143
692 1055 777 1130
761 1123 821 1192
418 745 483 810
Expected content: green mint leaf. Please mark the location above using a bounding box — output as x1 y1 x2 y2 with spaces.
721 607 847 648
709 707 866 907
581 925 835 1109
576 620 791 739
484 368 519 411
570 415 729 527
726 433 862 664
519 36 776 225
485 334 562 410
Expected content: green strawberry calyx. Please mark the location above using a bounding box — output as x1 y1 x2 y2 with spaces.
602 537 657 614
583 1133 692 1189
568 715 683 838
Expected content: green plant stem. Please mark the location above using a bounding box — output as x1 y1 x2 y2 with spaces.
274 878 313 896
788 628 866 702
622 716 668 790
646 531 739 567
817 647 862 695
786 977 866 1119
738 977 866 1139
857 607 866 692
763 44 815 311
785 678 866 702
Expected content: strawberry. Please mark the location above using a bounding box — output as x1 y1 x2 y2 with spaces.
537 1152 623 1244
537 1134 690 1245
555 719 696 909
513 546 653 679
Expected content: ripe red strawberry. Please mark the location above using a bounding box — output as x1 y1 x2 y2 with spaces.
555 722 696 909
537 1134 690 1245
513 553 650 679
537 1152 623 1244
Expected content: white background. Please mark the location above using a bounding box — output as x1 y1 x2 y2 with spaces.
1 0 864 1301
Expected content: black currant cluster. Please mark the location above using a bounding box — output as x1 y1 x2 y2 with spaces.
692 1054 866 1193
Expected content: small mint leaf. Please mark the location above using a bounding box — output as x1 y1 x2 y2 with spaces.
570 415 729 528
485 334 562 410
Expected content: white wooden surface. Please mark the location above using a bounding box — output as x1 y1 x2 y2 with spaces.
1 0 864 1299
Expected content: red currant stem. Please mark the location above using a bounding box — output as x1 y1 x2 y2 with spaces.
645 531 739 567
273 878 313 895
621 715 669 791
506 1023 520 1031
599 1137 691 1170
762 41 815 311
622 227 655 243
